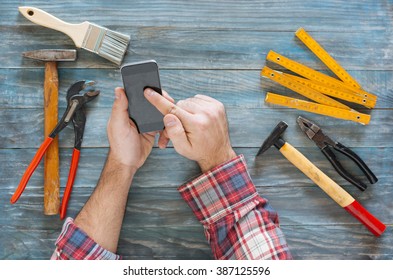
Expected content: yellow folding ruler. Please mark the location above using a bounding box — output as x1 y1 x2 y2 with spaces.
262 66 350 110
295 28 362 89
262 27 377 124
283 72 376 108
266 92 371 125
265 50 377 104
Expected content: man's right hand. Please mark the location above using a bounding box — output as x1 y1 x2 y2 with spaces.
144 88 236 172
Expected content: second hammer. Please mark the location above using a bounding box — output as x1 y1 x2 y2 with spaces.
256 121 386 237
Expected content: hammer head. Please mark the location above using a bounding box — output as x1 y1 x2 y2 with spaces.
22 49 77 62
256 121 288 156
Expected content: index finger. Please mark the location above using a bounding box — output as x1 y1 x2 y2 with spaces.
144 88 193 125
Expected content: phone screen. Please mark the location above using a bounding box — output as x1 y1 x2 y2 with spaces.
121 60 164 133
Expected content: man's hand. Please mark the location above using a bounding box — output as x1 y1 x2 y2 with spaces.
144 88 236 172
76 86 176 253
107 87 173 171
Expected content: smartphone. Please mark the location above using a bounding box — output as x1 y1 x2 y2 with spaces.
120 60 164 133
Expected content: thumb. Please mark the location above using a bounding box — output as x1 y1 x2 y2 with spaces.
110 87 129 126
163 114 191 153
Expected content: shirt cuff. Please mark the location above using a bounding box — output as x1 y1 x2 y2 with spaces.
51 217 121 260
178 154 259 225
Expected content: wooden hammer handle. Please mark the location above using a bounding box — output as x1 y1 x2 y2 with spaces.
43 61 60 215
280 142 354 207
279 142 385 236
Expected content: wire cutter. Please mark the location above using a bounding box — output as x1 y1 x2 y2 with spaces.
297 116 378 191
11 80 99 219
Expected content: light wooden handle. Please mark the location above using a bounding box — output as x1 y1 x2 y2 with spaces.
18 6 89 47
43 62 60 215
279 142 354 207
279 142 386 236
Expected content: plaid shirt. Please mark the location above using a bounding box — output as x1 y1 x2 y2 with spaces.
51 155 291 260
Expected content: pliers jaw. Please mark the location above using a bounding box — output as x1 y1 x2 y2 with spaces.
297 115 378 191
297 116 336 149
67 80 100 105
66 80 98 102
66 81 100 150
50 81 99 139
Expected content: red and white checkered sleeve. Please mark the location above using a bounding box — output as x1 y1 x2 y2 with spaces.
50 218 121 260
178 155 292 260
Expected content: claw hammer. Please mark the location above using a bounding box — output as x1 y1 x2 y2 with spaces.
22 49 77 215
256 121 386 236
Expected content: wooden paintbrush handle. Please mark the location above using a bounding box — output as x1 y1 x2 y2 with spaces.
43 61 60 215
279 142 385 236
18 6 89 47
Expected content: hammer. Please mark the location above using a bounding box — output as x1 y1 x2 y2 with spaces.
23 49 77 215
256 121 386 236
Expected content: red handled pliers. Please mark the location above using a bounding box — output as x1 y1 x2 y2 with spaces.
10 80 99 219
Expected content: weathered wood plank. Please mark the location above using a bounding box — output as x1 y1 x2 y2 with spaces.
283 225 393 260
1 148 391 228
118 225 393 260
0 26 391 70
0 225 60 260
1 147 390 190
2 182 391 229
1 224 391 260
117 226 212 260
1 69 392 109
2 0 391 31
0 108 391 148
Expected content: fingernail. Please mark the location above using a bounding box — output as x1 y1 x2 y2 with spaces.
145 88 155 96
165 116 176 127
115 91 121 99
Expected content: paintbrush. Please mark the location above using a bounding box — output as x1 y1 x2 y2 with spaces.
19 6 130 65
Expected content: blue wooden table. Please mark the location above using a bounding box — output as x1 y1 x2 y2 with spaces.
0 0 392 259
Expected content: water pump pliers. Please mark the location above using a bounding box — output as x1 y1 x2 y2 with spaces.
10 80 99 219
297 116 378 191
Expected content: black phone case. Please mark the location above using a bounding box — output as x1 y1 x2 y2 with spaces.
121 60 164 133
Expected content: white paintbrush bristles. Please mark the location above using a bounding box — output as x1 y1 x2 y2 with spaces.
82 23 130 65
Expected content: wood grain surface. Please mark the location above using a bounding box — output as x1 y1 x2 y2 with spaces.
43 61 60 215
0 0 392 260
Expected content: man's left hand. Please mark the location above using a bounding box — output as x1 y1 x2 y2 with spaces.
107 87 173 171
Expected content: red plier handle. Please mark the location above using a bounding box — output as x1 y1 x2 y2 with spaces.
59 148 80 219
11 137 81 220
11 138 81 219
11 137 54 204
11 81 99 219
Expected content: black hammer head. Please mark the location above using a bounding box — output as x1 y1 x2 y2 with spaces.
256 121 288 156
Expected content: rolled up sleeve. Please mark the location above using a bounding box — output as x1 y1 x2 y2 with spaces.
178 155 292 260
51 218 121 260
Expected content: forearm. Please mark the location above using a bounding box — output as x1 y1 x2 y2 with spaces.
74 151 135 253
